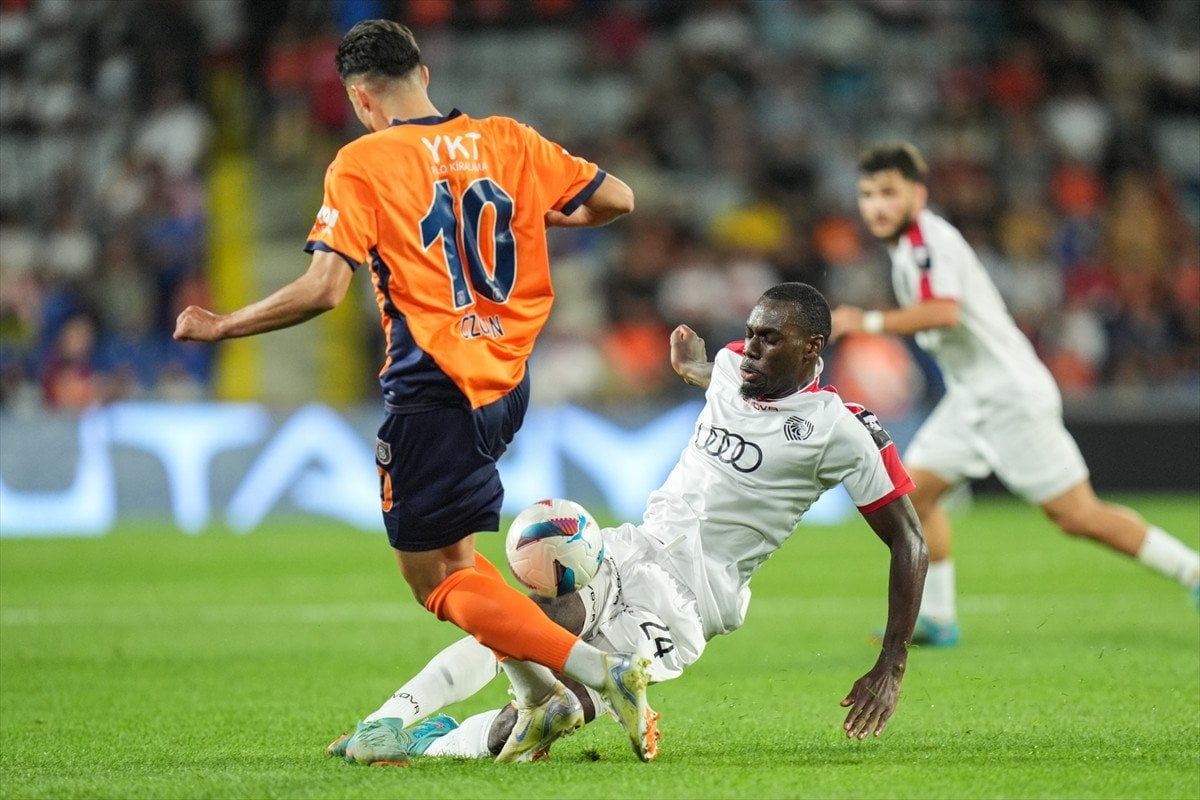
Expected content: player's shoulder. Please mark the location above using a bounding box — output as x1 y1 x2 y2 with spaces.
809 384 882 430
469 114 531 138
918 209 969 248
330 127 394 168
836 397 895 448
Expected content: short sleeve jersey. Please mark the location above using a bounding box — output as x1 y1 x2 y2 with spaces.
641 345 914 638
889 209 1058 402
304 110 604 410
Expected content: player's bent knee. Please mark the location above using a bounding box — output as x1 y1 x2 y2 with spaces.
1044 506 1094 539
531 592 587 635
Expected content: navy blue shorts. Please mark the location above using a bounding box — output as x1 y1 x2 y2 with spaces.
375 374 529 552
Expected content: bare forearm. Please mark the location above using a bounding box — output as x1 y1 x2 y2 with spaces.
677 361 712 389
174 251 352 344
217 280 336 339
669 325 711 388
832 299 958 340
876 301 958 336
863 497 929 666
880 529 928 664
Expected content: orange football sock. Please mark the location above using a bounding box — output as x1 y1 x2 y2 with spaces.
473 550 505 583
425 566 576 672
472 551 511 662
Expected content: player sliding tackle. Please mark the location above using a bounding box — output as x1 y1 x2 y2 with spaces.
326 283 929 763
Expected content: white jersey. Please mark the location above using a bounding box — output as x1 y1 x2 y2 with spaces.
638 346 913 639
890 209 1058 403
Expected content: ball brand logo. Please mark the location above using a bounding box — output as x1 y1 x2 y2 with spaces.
693 423 763 473
783 416 813 442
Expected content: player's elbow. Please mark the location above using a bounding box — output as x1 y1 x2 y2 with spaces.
593 175 634 217
306 278 342 311
925 299 959 329
308 271 351 311
614 183 635 215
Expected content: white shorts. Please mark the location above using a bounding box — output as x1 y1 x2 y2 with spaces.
577 522 707 683
905 389 1089 504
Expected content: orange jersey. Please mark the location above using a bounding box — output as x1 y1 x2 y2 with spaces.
304 110 603 410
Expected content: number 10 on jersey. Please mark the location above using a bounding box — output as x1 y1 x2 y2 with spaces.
420 178 517 309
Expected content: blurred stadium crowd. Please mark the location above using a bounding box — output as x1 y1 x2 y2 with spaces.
0 0 1197 413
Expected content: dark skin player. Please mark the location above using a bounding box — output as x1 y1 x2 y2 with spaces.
486 292 927 747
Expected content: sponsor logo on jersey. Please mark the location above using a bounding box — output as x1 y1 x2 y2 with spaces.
783 416 814 442
420 132 483 163
693 423 763 473
853 408 893 450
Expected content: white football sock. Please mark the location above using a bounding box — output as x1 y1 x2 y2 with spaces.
423 709 501 758
1137 526 1200 588
918 559 957 624
561 640 609 689
364 636 500 725
500 660 558 707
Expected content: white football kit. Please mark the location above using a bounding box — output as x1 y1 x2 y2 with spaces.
890 209 1088 503
579 346 913 681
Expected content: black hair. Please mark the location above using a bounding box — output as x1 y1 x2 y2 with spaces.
858 142 929 184
760 282 831 341
335 20 421 82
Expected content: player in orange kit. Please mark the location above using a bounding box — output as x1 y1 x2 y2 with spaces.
173 19 657 764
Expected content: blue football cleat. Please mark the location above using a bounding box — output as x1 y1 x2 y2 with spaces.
327 714 458 765
406 714 459 756
910 616 961 647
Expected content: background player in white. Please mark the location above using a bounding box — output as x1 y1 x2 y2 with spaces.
326 282 928 763
831 142 1200 647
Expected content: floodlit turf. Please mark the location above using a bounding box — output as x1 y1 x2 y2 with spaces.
1 495 1197 800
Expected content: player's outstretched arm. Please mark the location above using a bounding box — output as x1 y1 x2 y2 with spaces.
174 249 354 342
840 495 928 739
544 174 634 228
830 300 958 341
669 324 712 389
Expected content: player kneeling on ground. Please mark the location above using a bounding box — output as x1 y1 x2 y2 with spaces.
327 283 929 764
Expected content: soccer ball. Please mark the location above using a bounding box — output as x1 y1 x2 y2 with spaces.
505 499 604 599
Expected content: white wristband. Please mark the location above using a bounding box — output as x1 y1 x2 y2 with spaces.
862 310 885 334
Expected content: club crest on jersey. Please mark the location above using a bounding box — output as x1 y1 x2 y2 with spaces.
783 416 813 442
853 408 893 450
375 439 392 465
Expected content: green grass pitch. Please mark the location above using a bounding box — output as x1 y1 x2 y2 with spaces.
2 494 1197 799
